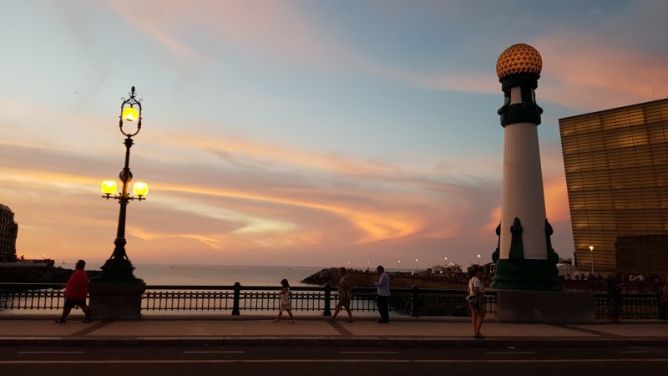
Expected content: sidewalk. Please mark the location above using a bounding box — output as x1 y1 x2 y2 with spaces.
1 315 666 347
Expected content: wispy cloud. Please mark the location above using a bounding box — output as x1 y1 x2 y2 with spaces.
107 0 352 68
537 33 668 110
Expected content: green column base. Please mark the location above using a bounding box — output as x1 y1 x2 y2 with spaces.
491 259 560 291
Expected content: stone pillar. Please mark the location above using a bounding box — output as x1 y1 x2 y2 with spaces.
89 280 145 320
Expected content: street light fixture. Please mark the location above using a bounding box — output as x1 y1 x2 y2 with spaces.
99 86 148 282
588 245 595 275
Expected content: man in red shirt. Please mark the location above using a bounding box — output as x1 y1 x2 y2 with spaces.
55 260 92 323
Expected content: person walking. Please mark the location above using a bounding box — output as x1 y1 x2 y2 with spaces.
659 277 668 320
467 265 485 339
374 265 390 323
274 278 294 323
607 274 623 323
55 260 92 323
331 267 354 322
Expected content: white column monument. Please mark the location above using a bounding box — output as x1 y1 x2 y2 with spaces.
489 44 594 322
491 43 559 291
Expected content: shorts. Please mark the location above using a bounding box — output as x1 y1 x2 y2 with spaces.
337 289 352 308
337 297 351 309
467 295 485 313
64 298 87 309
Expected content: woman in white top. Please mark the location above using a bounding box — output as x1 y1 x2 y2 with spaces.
467 266 486 339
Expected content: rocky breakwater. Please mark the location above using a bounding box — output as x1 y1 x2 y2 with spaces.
302 268 466 289
0 264 101 283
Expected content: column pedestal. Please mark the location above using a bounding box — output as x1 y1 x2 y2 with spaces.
89 280 145 320
494 289 595 323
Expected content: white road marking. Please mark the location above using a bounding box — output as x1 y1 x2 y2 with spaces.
0 358 666 365
18 351 86 355
485 351 535 355
338 351 399 354
182 351 246 354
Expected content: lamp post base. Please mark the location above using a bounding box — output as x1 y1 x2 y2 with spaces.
89 279 145 320
98 257 140 282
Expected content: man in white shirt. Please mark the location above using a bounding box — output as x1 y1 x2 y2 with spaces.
374 265 391 323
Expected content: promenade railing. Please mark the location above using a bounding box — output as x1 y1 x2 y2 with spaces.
0 283 661 319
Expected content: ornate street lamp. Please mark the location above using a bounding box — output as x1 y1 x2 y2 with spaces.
588 245 595 275
99 86 148 282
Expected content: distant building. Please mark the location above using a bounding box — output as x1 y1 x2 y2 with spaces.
0 204 18 262
559 99 668 273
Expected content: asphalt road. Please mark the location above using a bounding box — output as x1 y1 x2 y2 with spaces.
1 344 667 376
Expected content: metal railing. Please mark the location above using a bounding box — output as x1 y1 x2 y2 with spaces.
594 293 661 319
0 283 661 319
0 283 65 310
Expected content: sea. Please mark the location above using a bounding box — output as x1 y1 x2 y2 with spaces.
64 263 326 286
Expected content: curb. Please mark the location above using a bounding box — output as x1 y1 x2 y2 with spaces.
2 336 668 348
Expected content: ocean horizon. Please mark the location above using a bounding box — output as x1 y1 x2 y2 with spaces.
56 262 413 286
135 264 325 286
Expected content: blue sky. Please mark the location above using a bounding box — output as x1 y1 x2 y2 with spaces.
0 0 666 268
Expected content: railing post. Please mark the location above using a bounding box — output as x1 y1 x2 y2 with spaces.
232 282 241 316
411 285 419 317
323 283 332 316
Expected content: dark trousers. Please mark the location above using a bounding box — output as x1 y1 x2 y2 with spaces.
377 296 389 322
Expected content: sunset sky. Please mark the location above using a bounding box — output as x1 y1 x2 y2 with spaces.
1 0 666 268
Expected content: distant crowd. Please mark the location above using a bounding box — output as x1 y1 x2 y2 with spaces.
559 272 665 293
386 265 666 293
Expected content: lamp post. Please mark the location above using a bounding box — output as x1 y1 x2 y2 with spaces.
99 86 149 282
89 87 148 320
477 254 481 265
588 245 594 275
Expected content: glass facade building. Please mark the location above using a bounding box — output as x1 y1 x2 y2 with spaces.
559 99 668 273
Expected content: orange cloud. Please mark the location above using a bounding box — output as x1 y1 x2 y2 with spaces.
0 163 421 245
155 132 401 178
153 180 421 243
536 33 668 110
128 226 221 249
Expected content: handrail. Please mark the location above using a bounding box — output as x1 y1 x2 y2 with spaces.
1 283 661 319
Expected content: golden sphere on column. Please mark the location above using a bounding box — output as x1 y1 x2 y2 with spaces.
496 43 542 79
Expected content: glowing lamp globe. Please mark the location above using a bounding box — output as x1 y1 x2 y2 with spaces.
101 180 118 195
122 106 139 122
133 181 149 197
496 43 542 80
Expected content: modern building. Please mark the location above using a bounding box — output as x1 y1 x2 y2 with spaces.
559 99 668 273
0 204 18 262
